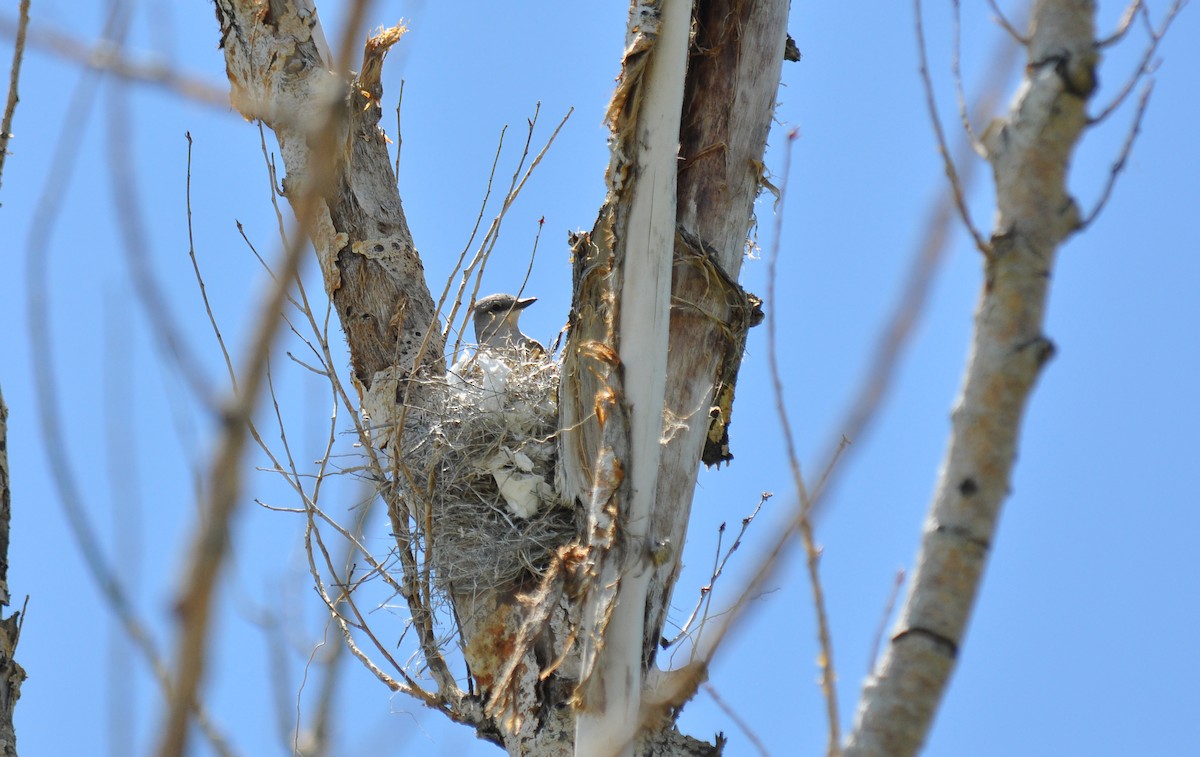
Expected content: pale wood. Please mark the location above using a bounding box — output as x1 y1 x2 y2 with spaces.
211 1 788 753
573 3 690 751
643 0 787 668
843 2 1098 754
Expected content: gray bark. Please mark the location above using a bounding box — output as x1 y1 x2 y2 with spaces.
211 1 787 753
844 2 1098 754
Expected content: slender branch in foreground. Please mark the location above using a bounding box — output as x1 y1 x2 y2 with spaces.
0 12 229 108
158 178 311 757
25 6 235 753
158 4 378 749
703 683 768 757
764 130 840 752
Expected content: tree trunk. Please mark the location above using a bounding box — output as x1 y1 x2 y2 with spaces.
212 1 788 753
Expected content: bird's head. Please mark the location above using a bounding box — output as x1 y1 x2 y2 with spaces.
471 293 538 347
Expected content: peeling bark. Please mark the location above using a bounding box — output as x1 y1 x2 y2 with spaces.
644 0 787 667
212 1 788 753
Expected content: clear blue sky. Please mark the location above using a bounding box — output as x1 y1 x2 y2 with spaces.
2 2 1198 755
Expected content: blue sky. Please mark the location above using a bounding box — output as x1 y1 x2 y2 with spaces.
2 1 1198 755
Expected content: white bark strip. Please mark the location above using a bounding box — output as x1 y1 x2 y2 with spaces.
574 1 691 755
844 2 1097 755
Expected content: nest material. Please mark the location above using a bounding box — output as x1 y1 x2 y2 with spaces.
428 349 576 592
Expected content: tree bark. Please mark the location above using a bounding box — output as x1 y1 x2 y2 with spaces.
844 2 1098 754
644 0 786 669
211 1 788 753
0 387 24 757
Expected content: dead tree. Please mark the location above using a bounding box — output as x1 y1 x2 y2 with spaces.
209 0 786 753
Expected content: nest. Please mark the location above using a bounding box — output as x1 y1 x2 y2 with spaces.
426 349 577 592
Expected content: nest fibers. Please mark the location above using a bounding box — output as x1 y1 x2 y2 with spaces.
429 348 576 592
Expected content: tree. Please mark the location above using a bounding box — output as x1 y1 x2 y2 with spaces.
182 0 786 753
4 1 1198 755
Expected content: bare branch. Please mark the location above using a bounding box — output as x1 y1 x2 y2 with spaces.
1098 0 1144 47
846 2 1104 752
764 132 841 750
703 684 769 757
0 382 25 754
951 0 984 154
0 0 31 197
1090 0 1185 124
185 134 240 393
0 13 228 108
985 0 1029 43
663 493 770 654
867 569 906 675
26 6 236 752
915 0 990 254
766 130 812 510
644 8 1024 732
1081 83 1154 228
445 106 572 359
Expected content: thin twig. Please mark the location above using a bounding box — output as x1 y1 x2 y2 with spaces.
765 130 811 512
25 7 235 751
764 129 840 748
867 568 906 674
1081 83 1154 228
951 0 983 154
0 0 31 197
985 0 1028 43
1090 0 1185 124
1098 0 1144 47
447 105 573 359
185 133 240 393
664 493 770 653
0 13 228 107
394 79 404 179
439 124 507 349
915 0 990 255
258 121 291 251
656 13 1023 719
703 684 770 757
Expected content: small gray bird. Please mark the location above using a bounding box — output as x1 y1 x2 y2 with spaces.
471 293 545 356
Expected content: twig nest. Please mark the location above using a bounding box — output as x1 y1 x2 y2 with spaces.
429 348 574 590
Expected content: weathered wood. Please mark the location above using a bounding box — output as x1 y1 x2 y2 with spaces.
644 0 788 668
212 1 790 753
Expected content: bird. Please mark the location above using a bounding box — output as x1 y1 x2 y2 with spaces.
471 293 545 356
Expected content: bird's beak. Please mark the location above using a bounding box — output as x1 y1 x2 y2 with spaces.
515 297 537 310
